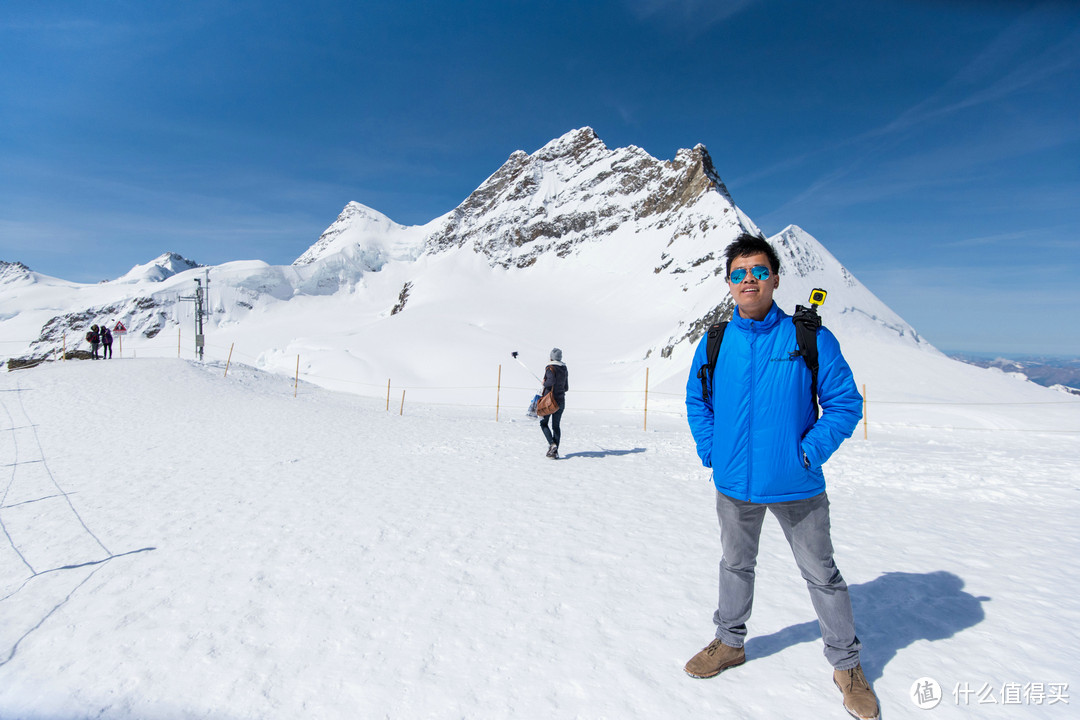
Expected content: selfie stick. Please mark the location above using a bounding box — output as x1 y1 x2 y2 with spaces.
510 351 544 384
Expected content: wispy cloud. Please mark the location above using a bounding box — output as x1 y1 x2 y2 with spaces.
867 16 1080 141
942 225 1079 249
736 7 1080 217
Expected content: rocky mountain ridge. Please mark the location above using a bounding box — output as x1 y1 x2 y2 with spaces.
421 127 756 269
3 128 929 398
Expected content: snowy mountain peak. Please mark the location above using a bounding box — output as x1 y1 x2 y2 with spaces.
768 225 928 350
1 260 33 285
684 143 737 205
423 128 757 268
534 126 606 162
294 202 405 267
117 252 201 283
772 224 834 279
291 200 429 288
3 128 957 403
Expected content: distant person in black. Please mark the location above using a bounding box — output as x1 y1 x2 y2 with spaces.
86 325 100 360
100 325 114 359
541 348 569 459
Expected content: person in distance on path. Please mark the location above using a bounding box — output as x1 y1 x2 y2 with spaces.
683 233 878 720
86 324 101 360
100 324 114 359
540 348 568 459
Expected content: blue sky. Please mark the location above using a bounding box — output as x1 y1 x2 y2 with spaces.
2 0 1078 355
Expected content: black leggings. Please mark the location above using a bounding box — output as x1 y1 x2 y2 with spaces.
540 404 564 447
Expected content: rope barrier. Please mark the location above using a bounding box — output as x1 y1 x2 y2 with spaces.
869 400 1077 406
869 423 1080 434
10 338 1079 433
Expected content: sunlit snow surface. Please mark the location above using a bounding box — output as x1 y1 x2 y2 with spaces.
1 358 1077 719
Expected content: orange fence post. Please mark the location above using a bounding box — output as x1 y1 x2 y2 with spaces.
496 364 502 422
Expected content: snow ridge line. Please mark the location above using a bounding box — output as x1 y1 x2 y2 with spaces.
0 564 105 668
0 391 34 574
0 546 158 604
0 382 112 578
12 381 112 557
2 491 77 510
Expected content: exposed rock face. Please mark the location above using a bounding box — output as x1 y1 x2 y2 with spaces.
658 296 737 359
3 128 928 376
390 282 412 316
10 296 172 369
1 261 33 285
422 127 754 269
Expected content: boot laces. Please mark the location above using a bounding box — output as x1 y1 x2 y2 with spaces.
841 667 868 692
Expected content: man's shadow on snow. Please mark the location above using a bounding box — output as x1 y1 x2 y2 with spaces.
560 447 647 460
745 571 989 683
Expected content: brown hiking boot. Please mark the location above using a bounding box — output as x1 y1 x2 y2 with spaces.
683 638 745 678
833 666 880 720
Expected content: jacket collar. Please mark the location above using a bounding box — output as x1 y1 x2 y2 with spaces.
730 301 785 333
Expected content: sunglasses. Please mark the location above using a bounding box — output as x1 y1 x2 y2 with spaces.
728 265 771 284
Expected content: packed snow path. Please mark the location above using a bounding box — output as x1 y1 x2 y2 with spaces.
1 359 1077 719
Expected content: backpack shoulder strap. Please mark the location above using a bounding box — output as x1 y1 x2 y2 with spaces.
696 321 727 403
791 306 822 419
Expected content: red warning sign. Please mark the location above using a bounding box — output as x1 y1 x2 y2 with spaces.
114 321 127 333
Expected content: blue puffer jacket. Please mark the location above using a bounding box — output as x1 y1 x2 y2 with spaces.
685 302 862 503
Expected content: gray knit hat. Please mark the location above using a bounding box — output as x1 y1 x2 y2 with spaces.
550 347 563 362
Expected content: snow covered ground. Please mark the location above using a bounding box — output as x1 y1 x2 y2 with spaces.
1 357 1078 719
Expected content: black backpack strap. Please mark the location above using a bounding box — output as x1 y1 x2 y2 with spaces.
791 305 822 419
696 322 727 403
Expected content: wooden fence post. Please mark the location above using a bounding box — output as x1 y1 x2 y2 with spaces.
399 390 406 416
224 343 234 377
386 379 391 411
496 364 502 422
644 367 650 431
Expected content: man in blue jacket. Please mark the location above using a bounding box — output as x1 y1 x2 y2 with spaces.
683 234 878 720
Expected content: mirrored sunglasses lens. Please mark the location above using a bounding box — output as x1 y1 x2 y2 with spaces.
730 268 747 283
751 266 770 280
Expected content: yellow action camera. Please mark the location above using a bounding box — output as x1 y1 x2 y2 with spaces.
809 288 827 307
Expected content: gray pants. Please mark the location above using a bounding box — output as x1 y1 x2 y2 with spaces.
713 490 862 670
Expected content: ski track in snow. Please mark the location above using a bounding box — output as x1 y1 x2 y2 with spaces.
0 358 1077 719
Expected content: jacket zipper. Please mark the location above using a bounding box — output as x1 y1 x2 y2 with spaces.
747 328 756 501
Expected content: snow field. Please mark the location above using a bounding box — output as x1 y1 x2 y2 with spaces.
0 358 1077 719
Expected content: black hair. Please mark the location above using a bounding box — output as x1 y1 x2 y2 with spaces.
724 233 781 278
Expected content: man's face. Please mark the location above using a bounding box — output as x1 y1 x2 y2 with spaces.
726 252 778 320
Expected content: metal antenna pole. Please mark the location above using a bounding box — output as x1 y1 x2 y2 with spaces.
180 275 207 361
194 278 205 361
